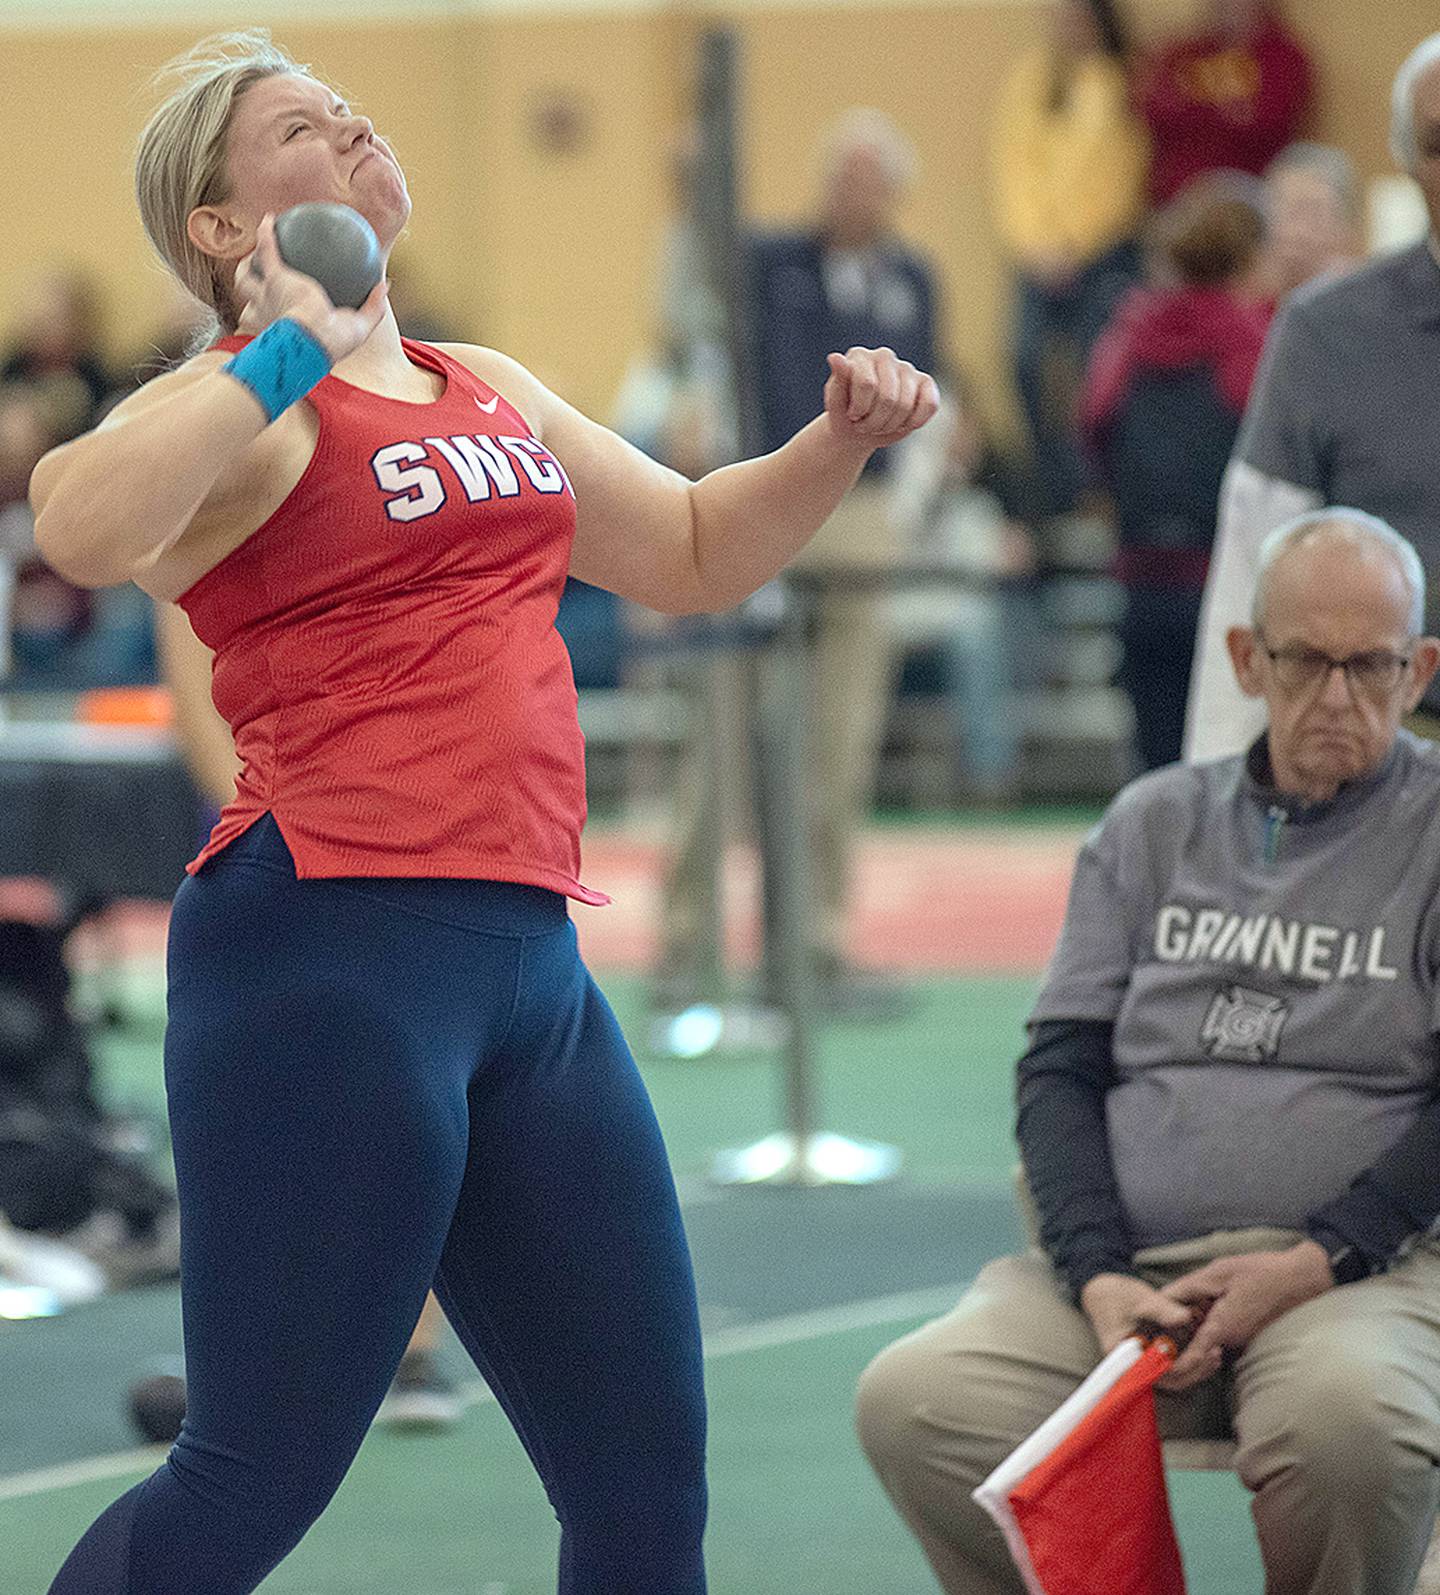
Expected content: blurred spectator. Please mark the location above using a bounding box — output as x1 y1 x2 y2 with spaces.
0 386 51 678
652 109 938 1013
4 378 156 692
888 381 1040 803
1260 141 1364 303
0 386 51 554
1 266 114 442
1083 172 1271 768
990 0 1149 519
753 110 937 1006
1186 30 1440 760
1139 0 1313 206
0 382 93 682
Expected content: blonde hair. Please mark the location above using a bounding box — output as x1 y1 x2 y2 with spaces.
135 31 308 349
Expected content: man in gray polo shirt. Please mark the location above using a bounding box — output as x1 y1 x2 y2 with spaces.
858 511 1440 1595
1186 31 1440 761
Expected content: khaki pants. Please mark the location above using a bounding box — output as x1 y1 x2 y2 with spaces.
856 1232 1440 1595
660 481 898 966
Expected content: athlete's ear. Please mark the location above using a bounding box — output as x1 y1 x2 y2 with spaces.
188 204 253 264
1227 626 1264 699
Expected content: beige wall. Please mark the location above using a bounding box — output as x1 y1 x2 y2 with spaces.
0 1 1435 427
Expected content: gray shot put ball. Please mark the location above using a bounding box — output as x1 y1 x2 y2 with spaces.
273 203 383 310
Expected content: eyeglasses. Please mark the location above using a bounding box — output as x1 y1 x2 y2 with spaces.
1255 632 1413 697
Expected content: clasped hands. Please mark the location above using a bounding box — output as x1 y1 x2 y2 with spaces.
1080 1240 1335 1392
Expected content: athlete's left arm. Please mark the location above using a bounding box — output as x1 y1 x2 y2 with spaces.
439 343 938 615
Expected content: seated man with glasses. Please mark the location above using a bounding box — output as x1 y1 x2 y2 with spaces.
857 508 1440 1595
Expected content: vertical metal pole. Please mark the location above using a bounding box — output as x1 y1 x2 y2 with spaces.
756 590 819 1170
693 26 746 1008
689 654 727 1003
660 27 742 1023
694 27 898 1183
714 580 899 1185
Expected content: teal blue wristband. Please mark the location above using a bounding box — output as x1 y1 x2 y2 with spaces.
221 318 332 423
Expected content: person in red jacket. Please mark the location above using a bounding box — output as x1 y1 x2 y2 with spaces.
1139 0 1313 205
1081 172 1272 768
29 29 938 1595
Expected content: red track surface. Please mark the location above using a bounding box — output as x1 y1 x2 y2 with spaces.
2 823 1083 976
571 824 1082 973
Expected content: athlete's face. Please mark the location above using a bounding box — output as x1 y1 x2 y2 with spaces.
191 73 410 269
1227 533 1440 801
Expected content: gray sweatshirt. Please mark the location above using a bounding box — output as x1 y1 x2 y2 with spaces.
1032 730 1440 1248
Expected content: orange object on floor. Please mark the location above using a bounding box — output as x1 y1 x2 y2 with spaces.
76 687 175 728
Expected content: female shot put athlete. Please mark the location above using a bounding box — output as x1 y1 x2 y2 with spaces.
31 33 938 1595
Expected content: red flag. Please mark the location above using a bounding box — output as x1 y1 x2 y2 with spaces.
973 1337 1187 1595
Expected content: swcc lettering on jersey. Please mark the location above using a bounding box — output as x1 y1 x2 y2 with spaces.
369 433 573 523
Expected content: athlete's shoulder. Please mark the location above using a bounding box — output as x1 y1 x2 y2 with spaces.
428 342 531 389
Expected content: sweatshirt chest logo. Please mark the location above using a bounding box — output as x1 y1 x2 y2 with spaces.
369 433 573 523
1153 904 1400 986
1201 985 1289 1063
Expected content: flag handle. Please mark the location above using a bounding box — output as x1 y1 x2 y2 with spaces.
1135 1316 1199 1356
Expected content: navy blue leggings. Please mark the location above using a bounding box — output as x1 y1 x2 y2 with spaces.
49 815 707 1593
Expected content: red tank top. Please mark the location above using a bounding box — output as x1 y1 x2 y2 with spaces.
179 336 607 904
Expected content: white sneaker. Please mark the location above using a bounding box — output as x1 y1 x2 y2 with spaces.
375 1350 464 1430
0 1214 106 1307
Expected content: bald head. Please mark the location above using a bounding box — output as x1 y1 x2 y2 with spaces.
1252 511 1424 635
1228 511 1438 803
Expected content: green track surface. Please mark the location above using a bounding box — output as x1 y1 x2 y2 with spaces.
2 970 1263 1592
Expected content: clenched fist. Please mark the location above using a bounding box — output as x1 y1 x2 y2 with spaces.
823 346 939 450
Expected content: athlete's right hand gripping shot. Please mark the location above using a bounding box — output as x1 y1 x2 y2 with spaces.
29 32 937 1595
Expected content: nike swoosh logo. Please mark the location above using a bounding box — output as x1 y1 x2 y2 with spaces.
475 394 500 414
